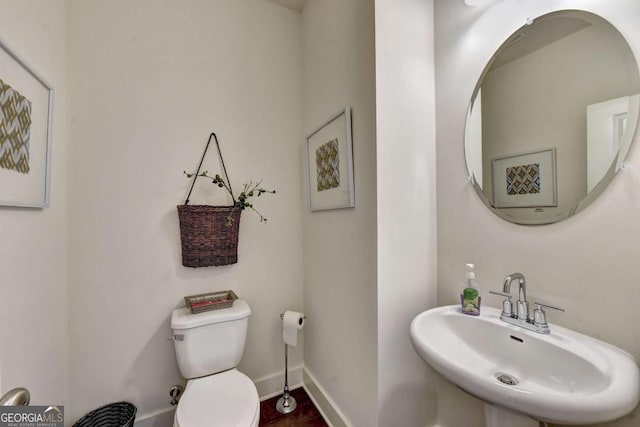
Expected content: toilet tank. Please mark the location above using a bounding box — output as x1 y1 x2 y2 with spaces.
171 299 251 379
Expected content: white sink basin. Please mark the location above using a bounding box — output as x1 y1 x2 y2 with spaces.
410 305 640 425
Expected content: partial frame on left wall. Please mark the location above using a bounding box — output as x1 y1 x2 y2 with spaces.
0 35 53 208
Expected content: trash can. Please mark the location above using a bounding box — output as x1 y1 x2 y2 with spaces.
73 402 136 427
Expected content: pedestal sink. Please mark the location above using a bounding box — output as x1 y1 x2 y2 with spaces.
410 305 640 425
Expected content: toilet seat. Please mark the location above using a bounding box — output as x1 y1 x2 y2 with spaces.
175 369 259 427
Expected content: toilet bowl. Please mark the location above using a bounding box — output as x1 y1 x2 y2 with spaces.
174 369 259 427
171 299 259 427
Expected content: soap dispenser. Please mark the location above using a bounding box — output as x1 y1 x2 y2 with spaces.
460 263 481 315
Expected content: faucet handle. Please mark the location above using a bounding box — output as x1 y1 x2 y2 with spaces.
489 290 511 298
534 302 564 312
489 290 513 317
533 302 564 327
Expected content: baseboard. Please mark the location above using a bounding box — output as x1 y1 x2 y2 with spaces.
133 404 442 427
255 364 304 400
133 407 174 427
303 367 352 427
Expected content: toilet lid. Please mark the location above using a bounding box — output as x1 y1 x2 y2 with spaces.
176 369 259 427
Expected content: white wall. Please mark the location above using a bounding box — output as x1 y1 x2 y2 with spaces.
67 0 303 422
436 1 640 426
375 1 439 426
0 0 69 410
301 1 378 426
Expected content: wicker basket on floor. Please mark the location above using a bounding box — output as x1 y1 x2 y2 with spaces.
73 401 136 427
177 205 241 267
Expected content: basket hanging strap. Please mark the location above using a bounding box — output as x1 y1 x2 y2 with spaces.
184 132 235 205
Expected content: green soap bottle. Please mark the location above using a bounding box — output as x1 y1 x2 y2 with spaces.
460 263 481 316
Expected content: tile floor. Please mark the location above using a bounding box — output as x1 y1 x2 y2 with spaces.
259 388 328 427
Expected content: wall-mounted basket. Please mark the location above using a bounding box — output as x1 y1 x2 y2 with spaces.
177 133 240 267
177 205 241 267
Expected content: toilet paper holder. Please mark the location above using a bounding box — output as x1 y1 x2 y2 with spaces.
280 312 306 322
277 312 306 415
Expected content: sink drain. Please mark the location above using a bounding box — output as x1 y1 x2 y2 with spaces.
496 373 518 386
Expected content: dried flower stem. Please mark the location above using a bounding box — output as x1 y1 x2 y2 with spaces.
183 171 276 224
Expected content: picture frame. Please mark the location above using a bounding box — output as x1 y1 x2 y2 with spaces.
306 106 355 211
0 36 54 208
492 148 557 208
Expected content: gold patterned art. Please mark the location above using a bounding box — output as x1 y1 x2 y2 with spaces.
306 106 354 211
492 148 557 209
0 35 53 208
506 163 540 195
0 79 32 174
0 80 31 173
315 138 340 192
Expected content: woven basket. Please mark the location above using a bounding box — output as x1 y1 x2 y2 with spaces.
177 205 242 267
73 401 136 427
184 289 238 313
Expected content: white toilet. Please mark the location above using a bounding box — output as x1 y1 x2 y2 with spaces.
171 299 259 427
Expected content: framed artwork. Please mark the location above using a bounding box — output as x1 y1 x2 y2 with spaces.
492 148 557 208
0 36 54 208
306 106 355 211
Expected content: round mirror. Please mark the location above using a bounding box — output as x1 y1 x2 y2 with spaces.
465 10 640 225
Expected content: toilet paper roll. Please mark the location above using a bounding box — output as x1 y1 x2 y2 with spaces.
282 310 305 347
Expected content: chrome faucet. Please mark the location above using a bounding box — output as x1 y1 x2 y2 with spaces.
490 273 564 334
503 273 530 321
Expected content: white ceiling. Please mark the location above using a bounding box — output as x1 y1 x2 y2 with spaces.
267 0 308 12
